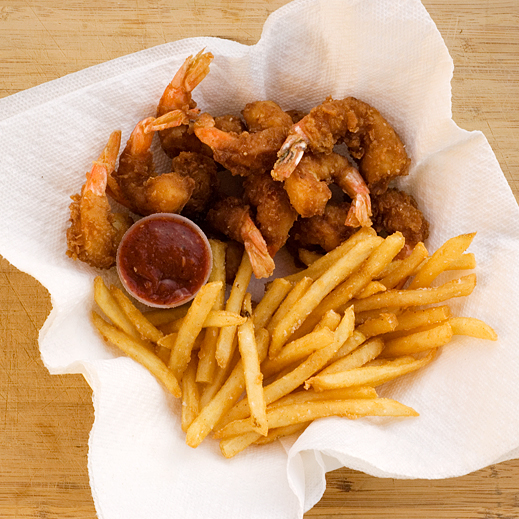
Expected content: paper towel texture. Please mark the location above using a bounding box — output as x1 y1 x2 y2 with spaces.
1 0 519 517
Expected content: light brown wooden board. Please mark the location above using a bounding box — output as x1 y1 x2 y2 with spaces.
1 1 518 517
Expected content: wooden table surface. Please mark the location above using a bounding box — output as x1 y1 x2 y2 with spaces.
1 1 518 517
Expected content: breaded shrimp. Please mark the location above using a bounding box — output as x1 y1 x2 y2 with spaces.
147 50 214 158
283 152 371 226
171 151 219 216
289 201 357 253
273 96 410 195
207 197 275 279
194 101 292 176
66 131 133 269
115 118 195 216
243 172 297 257
372 188 429 256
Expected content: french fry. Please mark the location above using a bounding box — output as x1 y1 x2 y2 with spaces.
394 306 451 332
300 233 405 335
329 330 367 363
307 350 436 391
379 242 428 289
354 306 402 325
168 281 223 381
93 277 142 341
381 322 453 357
199 344 239 410
181 354 200 432
356 312 399 338
270 237 383 355
448 317 498 340
91 311 181 398
238 318 268 436
220 431 263 458
284 227 379 283
218 308 355 429
298 249 323 266
355 281 387 299
157 332 178 349
185 329 269 448
110 285 164 343
160 310 246 334
252 278 293 330
196 239 227 384
267 276 313 357
449 253 476 270
216 398 418 440
254 422 311 446
215 252 253 368
270 386 378 408
261 327 335 379
408 232 476 289
143 304 191 326
320 337 385 376
353 274 477 313
315 309 342 331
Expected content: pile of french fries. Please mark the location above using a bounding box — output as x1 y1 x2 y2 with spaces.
91 227 497 458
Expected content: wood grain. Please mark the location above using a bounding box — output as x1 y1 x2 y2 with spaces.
1 1 518 518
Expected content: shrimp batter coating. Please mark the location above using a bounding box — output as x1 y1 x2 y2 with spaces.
194 101 292 177
171 151 219 216
115 118 195 216
372 188 429 254
67 131 133 269
206 197 275 279
214 114 246 134
284 152 371 226
243 172 298 257
289 201 357 253
273 96 410 195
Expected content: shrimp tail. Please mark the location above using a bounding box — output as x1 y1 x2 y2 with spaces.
345 191 372 227
159 50 213 113
144 109 200 133
271 129 308 181
337 167 372 227
241 215 276 279
85 130 121 196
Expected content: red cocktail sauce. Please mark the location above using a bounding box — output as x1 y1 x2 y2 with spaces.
116 214 212 308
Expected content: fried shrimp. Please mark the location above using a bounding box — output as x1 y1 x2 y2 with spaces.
147 50 214 158
207 197 275 279
115 118 195 216
243 172 298 257
283 152 371 226
289 201 357 253
194 101 292 177
66 131 133 269
171 151 219 217
372 188 429 256
273 96 410 195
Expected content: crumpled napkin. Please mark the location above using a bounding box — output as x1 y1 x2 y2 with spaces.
1 0 519 517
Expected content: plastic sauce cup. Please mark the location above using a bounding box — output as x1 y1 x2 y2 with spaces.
116 213 212 308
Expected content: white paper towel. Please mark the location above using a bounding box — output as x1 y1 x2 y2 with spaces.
1 0 519 517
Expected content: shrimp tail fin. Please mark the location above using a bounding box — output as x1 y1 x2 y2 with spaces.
345 191 372 227
161 50 214 112
241 215 275 279
178 49 214 94
145 109 200 133
271 132 308 181
97 130 121 172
